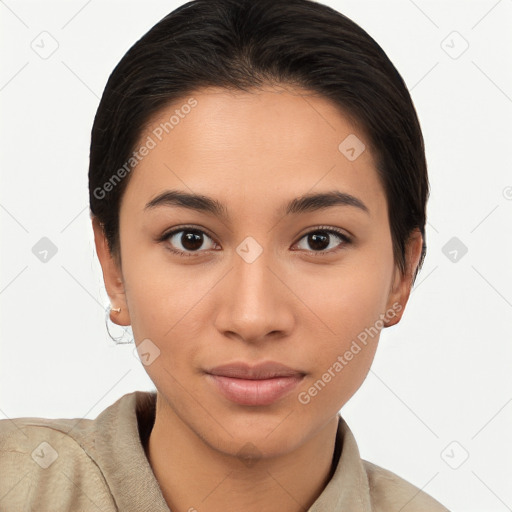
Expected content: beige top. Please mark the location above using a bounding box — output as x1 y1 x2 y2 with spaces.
0 391 449 511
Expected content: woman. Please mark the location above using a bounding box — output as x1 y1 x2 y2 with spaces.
0 0 450 510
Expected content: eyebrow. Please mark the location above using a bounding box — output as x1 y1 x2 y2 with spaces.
144 189 369 219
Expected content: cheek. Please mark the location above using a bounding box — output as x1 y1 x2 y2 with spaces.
303 255 392 350
294 252 393 409
120 230 202 336
295 298 382 417
120 245 213 395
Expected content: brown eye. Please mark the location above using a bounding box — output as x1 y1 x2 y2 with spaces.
307 232 330 251
163 228 217 256
295 228 351 254
178 230 204 251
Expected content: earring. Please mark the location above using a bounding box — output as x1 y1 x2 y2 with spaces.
105 304 133 345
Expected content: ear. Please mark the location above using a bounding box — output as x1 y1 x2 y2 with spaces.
384 228 423 327
91 215 131 326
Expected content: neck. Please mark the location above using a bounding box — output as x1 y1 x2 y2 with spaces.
145 395 340 512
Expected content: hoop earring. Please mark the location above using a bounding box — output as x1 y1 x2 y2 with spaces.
105 305 133 344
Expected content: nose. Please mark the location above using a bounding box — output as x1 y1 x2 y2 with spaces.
213 242 295 344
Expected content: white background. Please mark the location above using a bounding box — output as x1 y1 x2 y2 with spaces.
1 1 511 510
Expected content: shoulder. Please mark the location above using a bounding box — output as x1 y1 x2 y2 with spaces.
362 459 450 511
0 416 116 512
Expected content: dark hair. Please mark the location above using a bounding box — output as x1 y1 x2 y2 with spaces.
89 0 429 281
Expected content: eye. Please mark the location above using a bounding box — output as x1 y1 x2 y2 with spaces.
159 226 218 257
293 227 351 255
158 225 351 258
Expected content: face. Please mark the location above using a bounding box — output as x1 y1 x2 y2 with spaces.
94 85 421 458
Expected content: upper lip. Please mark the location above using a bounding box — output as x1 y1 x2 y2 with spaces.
206 361 305 380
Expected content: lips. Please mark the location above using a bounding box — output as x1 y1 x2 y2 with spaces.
205 361 305 406
206 361 304 379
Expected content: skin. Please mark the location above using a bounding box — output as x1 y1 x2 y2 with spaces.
92 85 423 512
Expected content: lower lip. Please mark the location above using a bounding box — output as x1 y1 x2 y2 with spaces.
206 374 304 406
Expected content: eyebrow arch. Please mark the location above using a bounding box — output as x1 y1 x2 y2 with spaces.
285 191 369 216
144 189 369 219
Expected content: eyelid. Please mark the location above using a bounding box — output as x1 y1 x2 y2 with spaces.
158 224 215 242
294 225 352 243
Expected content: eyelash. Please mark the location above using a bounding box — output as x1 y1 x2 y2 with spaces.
158 225 352 258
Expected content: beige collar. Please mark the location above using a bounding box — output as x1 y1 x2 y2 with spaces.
70 390 372 511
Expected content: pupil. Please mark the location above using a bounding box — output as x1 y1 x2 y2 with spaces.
182 230 203 251
309 232 329 251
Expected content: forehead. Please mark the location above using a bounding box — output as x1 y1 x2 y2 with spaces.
120 86 384 215
144 85 369 159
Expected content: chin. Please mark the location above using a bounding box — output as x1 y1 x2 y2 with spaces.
205 424 304 462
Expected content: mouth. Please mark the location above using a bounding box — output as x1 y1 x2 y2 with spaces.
204 361 306 406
